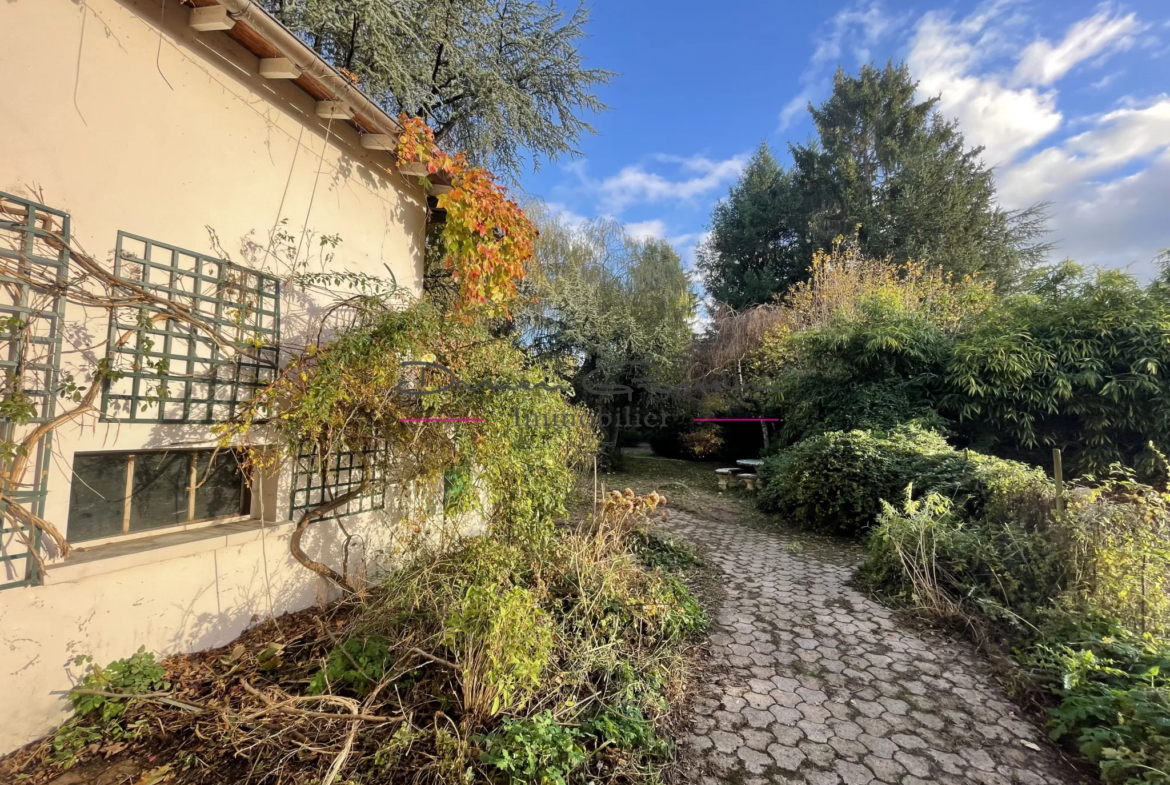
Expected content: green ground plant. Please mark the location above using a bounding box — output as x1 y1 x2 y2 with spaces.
1026 620 1170 784
857 456 1170 784
20 489 705 785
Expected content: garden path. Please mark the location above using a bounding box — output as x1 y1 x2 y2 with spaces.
661 508 1090 785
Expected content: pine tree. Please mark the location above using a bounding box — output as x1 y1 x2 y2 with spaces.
701 63 1050 309
698 143 805 310
794 62 1049 289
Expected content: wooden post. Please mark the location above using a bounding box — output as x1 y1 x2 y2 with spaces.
593 456 598 522
1053 448 1064 514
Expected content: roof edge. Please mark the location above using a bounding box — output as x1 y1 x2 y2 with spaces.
212 0 403 140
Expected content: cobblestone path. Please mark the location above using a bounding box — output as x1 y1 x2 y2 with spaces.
664 509 1087 785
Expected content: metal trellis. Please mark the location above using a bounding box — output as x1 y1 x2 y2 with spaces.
101 232 280 424
0 191 70 589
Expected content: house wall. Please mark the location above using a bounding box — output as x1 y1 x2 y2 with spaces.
0 0 436 753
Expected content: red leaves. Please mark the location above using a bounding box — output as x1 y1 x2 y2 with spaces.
395 115 534 318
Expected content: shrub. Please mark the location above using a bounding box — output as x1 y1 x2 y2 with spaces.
774 376 948 446
761 421 1059 540
444 583 553 719
1062 471 1170 636
748 240 993 445
947 263 1170 479
749 251 1170 481
25 490 703 785
858 443 1170 785
862 479 1066 624
758 425 954 535
866 490 964 617
679 426 725 459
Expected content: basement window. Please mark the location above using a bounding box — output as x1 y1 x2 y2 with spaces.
66 450 250 543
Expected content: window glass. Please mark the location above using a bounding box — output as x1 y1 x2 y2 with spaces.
67 454 128 542
129 452 189 532
66 450 247 543
192 451 245 521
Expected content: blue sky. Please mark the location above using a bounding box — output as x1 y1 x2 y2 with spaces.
519 0 1170 285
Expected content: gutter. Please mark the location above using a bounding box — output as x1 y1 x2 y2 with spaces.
213 0 403 139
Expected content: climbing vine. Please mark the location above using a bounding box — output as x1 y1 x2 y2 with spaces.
396 116 534 316
219 294 596 588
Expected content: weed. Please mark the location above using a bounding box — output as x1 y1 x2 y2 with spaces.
307 636 392 697
478 711 586 785
69 647 168 723
633 530 700 571
582 703 669 755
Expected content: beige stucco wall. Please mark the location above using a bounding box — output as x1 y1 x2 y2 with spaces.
0 0 436 754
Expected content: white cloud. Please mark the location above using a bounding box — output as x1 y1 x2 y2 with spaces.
779 0 901 130
999 98 1170 206
1014 6 1142 86
625 219 668 241
908 7 1063 166
1091 71 1124 90
996 98 1170 275
779 94 811 131
907 3 1150 167
594 154 747 213
1045 149 1170 277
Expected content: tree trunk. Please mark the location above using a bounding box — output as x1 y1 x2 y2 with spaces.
289 488 367 592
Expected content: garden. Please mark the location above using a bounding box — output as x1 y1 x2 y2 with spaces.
2 18 1168 782
729 239 1170 784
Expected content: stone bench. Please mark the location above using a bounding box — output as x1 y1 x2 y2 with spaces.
715 467 741 490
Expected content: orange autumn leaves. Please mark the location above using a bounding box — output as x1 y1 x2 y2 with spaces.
396 116 535 318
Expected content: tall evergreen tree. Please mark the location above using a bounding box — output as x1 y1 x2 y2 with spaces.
697 143 805 310
795 63 1049 288
259 0 613 180
700 62 1049 309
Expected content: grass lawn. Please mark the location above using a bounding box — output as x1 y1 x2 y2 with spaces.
598 446 772 528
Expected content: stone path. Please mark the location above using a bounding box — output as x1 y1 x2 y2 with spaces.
664 509 1087 785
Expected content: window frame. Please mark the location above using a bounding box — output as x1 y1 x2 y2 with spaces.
66 448 253 547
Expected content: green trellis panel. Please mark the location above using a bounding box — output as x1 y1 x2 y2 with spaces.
101 232 281 424
289 443 386 520
0 191 71 590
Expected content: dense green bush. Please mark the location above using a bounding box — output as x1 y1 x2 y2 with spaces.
947 264 1170 478
758 424 976 535
775 376 947 446
753 255 1170 479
